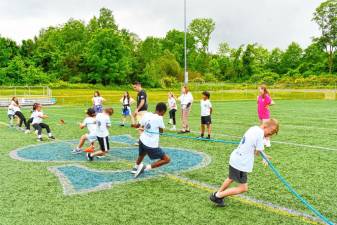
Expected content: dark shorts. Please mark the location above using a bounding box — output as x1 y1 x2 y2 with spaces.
139 141 165 160
94 105 103 113
122 107 131 116
229 165 247 184
97 136 110 152
201 116 212 125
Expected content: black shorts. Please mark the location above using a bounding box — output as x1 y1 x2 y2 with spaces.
97 136 110 152
139 141 165 160
201 116 212 125
229 165 247 184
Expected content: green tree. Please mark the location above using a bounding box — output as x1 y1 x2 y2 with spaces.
266 48 283 74
313 0 337 73
0 36 19 67
188 18 215 53
280 42 303 74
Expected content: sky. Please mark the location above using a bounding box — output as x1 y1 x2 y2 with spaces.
0 0 324 52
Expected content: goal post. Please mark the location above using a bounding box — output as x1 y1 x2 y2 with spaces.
0 86 56 107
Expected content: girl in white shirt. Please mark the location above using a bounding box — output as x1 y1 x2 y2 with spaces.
178 86 193 133
92 91 105 113
32 104 55 141
167 92 177 131
120 91 135 126
11 97 30 133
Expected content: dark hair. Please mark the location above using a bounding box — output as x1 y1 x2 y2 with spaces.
260 85 269 99
133 81 141 86
32 103 40 111
156 102 167 113
87 108 96 117
104 108 114 116
94 91 100 97
202 91 210 99
123 92 130 104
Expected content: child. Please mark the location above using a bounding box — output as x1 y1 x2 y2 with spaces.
31 104 55 141
11 97 30 133
73 108 97 154
209 119 279 207
86 108 113 161
120 92 135 126
199 91 212 139
26 103 39 132
92 91 105 113
168 92 177 131
7 100 16 127
257 85 274 147
132 102 171 178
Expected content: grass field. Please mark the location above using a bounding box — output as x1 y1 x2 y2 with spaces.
0 94 336 225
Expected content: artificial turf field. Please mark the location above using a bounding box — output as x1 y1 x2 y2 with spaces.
0 96 336 225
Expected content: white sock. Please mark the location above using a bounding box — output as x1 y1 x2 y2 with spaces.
215 191 221 198
145 164 152 171
48 133 52 137
38 135 42 138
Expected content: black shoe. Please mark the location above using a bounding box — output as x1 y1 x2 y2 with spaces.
185 130 190 133
49 136 55 140
86 153 94 161
120 124 125 127
209 192 225 207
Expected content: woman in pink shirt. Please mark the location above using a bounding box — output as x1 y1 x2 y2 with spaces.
257 85 274 147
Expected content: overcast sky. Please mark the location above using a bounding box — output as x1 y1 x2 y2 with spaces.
0 0 324 52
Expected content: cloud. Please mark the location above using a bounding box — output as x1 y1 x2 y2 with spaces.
0 0 324 51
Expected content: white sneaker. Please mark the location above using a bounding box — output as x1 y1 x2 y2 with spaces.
72 148 82 154
134 163 146 178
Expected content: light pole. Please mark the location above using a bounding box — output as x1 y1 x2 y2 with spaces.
184 0 188 85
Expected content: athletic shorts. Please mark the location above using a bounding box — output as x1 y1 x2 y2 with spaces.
139 141 165 160
97 136 109 152
201 116 212 125
122 107 131 116
136 111 147 124
86 134 97 143
229 165 247 184
94 105 103 113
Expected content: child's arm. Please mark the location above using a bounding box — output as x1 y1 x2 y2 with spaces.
79 123 86 129
39 114 48 119
210 107 213 114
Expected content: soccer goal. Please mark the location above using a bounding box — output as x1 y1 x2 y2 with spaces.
0 86 56 107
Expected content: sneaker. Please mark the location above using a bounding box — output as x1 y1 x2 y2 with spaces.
209 192 225 207
24 130 30 134
49 136 56 140
86 153 94 161
185 130 191 133
120 124 125 127
134 163 146 178
131 166 138 174
72 148 82 154
37 138 43 142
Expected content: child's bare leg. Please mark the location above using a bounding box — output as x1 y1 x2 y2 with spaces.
217 183 248 198
201 124 205 136
151 155 170 168
77 135 87 148
207 124 212 136
136 152 146 165
218 178 234 192
91 151 106 157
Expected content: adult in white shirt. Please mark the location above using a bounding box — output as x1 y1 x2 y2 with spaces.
178 86 193 133
92 91 105 113
210 119 279 207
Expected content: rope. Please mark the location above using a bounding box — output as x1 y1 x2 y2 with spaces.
143 129 334 225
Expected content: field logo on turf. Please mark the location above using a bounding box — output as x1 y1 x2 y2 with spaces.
10 135 210 195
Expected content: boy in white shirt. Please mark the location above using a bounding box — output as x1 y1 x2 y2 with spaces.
32 104 55 141
133 102 171 178
86 108 113 161
199 91 213 139
210 119 279 207
73 108 97 154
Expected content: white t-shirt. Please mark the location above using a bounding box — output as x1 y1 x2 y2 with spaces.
200 99 212 116
178 92 193 106
93 96 103 106
32 111 44 124
140 112 165 148
7 104 15 115
229 126 265 173
83 117 97 136
96 113 111 137
168 97 177 110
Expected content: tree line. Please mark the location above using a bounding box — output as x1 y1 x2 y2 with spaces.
0 0 336 87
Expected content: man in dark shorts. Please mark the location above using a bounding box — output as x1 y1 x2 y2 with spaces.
210 119 279 207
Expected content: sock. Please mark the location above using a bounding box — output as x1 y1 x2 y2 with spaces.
145 164 152 171
48 133 52 137
38 135 42 138
215 191 222 198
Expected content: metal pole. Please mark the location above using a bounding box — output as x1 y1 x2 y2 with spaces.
184 0 188 85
